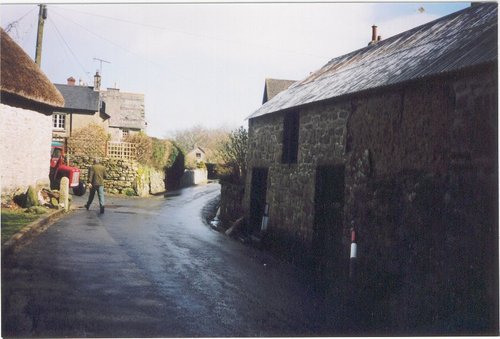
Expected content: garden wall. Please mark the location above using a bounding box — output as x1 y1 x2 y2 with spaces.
70 155 166 196
219 181 245 225
181 169 208 187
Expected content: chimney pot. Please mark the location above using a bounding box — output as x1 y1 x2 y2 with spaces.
67 76 76 86
371 25 378 42
94 71 101 91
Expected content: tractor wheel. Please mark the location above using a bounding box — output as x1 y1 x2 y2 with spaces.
73 181 86 196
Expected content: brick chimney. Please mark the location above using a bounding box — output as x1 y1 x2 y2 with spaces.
94 71 101 91
67 76 76 86
368 25 382 46
371 25 378 42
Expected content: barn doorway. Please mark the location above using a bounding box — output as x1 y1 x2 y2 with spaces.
313 165 346 285
249 167 268 234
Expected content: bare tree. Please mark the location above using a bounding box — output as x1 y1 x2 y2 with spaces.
171 124 231 163
218 126 248 180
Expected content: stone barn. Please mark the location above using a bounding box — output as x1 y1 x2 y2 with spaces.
0 28 64 195
244 3 497 334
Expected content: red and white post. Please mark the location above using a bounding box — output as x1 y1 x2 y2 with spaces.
349 228 357 279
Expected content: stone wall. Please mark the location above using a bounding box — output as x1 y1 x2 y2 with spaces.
70 155 166 196
343 68 498 333
219 181 245 225
245 101 350 255
181 169 208 187
245 65 498 332
0 104 52 195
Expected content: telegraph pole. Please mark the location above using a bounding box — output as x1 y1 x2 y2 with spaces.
35 4 47 67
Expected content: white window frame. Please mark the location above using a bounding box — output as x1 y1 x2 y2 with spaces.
53 113 66 130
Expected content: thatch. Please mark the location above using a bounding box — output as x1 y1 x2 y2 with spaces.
0 28 64 107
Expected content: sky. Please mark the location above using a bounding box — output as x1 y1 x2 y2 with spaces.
1 1 470 138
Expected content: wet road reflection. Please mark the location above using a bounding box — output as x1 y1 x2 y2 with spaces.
2 183 329 337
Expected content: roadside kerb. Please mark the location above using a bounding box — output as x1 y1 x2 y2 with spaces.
2 207 70 259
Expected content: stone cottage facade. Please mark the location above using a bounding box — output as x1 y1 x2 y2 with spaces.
244 3 497 334
0 28 64 195
186 146 207 166
52 75 110 144
100 87 146 141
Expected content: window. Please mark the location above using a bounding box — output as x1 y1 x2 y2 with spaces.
53 114 66 130
282 111 299 164
196 152 202 159
122 129 129 139
51 147 62 159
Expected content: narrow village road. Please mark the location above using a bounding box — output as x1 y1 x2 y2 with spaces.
2 183 332 337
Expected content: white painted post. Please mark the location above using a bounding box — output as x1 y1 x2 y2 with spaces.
60 177 69 212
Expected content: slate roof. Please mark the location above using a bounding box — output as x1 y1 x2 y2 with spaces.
262 78 296 104
248 3 498 119
0 28 64 108
54 84 100 113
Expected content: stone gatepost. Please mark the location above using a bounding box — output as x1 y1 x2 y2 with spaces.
60 177 69 212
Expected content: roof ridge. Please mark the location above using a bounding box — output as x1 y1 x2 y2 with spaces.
296 4 497 87
249 3 497 120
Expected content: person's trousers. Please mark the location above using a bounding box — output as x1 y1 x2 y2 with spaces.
87 185 105 208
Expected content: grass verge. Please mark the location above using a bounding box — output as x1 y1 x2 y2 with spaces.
1 209 42 244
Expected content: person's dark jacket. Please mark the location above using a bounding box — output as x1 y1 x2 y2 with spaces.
88 164 107 186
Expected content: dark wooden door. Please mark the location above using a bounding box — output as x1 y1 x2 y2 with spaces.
313 165 345 281
249 168 268 233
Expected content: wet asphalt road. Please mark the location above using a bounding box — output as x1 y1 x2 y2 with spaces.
2 183 331 337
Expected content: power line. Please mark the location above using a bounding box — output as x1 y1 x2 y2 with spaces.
48 7 193 84
3 6 36 40
3 6 36 31
48 22 86 81
51 5 329 60
53 6 165 30
50 9 163 69
47 16 90 81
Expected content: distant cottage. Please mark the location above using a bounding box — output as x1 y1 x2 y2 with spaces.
0 28 64 194
186 146 207 165
245 3 498 334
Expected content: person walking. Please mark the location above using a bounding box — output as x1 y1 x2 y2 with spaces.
85 158 107 214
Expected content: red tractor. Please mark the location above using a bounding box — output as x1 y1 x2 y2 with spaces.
50 142 86 196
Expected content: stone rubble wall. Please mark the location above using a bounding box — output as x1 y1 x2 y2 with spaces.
245 101 350 254
245 65 498 332
70 155 166 196
219 181 245 225
343 68 498 332
181 169 208 187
